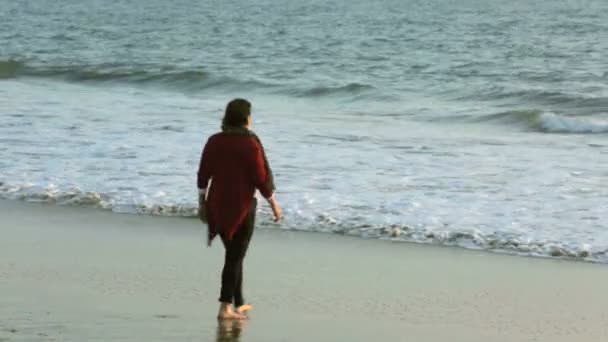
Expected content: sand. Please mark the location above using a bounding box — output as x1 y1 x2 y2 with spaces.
1 199 607 342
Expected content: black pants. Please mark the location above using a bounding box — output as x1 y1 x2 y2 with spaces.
219 199 256 307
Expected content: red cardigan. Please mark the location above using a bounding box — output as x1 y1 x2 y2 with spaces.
197 132 273 241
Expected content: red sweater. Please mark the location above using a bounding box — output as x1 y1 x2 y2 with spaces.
197 132 273 241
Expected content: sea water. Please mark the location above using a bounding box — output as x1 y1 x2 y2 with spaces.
1 0 607 261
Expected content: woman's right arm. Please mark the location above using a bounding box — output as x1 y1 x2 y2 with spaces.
268 195 282 222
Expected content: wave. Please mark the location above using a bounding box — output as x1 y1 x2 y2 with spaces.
458 86 608 114
0 59 23 78
0 59 374 98
0 59 282 92
471 110 608 134
293 83 374 97
329 223 603 262
0 182 196 216
1 59 221 87
1 182 606 263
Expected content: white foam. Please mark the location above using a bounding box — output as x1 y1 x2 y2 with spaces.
539 112 608 133
2 178 607 262
2 79 608 264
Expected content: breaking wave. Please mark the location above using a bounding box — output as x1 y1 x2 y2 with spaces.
471 110 608 134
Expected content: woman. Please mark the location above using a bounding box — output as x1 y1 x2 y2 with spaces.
197 98 282 320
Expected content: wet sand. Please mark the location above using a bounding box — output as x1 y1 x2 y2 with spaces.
1 200 607 342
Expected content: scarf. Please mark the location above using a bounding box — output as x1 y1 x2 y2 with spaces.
221 125 275 193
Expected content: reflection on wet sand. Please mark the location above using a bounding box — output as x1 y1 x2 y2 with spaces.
215 319 245 342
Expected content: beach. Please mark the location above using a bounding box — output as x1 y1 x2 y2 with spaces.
1 199 607 342
2 0 607 340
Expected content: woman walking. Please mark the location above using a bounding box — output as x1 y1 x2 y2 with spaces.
197 98 282 320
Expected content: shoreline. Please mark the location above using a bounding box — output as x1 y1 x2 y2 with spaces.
2 199 608 341
0 198 602 265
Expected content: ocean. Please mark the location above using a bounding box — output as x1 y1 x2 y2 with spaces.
1 0 607 262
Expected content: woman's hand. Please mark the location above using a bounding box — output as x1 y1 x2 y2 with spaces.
198 194 208 223
267 195 282 222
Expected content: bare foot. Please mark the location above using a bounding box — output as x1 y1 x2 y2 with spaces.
217 303 246 320
236 304 252 315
